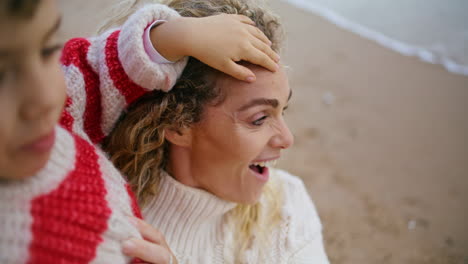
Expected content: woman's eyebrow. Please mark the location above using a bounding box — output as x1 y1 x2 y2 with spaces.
237 98 279 112
43 15 62 43
237 89 292 112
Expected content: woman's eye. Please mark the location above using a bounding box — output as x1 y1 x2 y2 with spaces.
252 115 268 126
41 44 62 59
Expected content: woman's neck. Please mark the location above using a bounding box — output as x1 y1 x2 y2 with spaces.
167 144 200 188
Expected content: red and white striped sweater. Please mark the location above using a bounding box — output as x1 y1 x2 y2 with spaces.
0 4 186 264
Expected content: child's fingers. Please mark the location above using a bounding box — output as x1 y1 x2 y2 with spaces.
235 14 255 25
247 25 272 46
122 238 172 264
243 45 279 73
129 217 166 246
251 37 280 63
223 60 256 82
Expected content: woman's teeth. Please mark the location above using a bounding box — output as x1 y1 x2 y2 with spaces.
251 160 277 168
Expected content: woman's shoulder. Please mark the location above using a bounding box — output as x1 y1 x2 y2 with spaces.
270 169 324 250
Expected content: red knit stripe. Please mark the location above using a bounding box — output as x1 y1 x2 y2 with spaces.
28 135 111 264
61 38 104 144
125 184 143 219
105 30 147 105
59 97 74 132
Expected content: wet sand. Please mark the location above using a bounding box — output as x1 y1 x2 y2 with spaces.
60 0 468 263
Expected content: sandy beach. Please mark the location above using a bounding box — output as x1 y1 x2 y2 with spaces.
60 0 468 263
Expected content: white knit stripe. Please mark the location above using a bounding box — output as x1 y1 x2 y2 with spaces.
85 33 107 75
0 205 32 263
85 31 127 136
62 64 89 141
99 71 127 136
118 4 187 92
0 126 76 263
91 152 142 264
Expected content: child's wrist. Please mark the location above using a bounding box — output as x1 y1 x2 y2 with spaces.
144 20 173 63
150 17 190 62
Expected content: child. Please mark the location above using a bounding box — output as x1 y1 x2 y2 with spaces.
0 0 279 263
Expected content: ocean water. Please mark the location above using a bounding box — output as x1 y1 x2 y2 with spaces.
281 0 468 76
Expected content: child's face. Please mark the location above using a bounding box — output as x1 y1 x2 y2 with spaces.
0 0 66 180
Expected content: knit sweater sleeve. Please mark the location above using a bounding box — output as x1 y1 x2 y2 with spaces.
59 4 187 144
274 169 330 264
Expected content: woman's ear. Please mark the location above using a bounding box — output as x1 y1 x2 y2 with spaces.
164 127 192 147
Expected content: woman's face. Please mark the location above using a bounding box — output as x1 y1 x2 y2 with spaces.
175 66 293 204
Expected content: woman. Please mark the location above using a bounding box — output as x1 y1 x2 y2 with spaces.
104 0 329 263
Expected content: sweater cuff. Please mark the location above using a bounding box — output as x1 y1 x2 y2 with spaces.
143 20 174 64
118 4 187 92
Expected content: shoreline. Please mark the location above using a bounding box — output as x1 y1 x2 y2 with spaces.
280 0 468 76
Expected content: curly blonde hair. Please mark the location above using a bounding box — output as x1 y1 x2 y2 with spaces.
102 0 285 261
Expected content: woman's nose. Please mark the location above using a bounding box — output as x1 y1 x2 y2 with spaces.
270 119 294 150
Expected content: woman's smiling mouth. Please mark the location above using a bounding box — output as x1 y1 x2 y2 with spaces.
249 159 278 182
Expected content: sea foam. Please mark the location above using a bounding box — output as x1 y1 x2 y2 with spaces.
281 0 468 76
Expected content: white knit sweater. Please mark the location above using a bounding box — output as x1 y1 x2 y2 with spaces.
142 169 330 264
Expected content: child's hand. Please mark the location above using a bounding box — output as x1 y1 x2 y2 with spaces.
152 14 280 82
123 217 178 264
